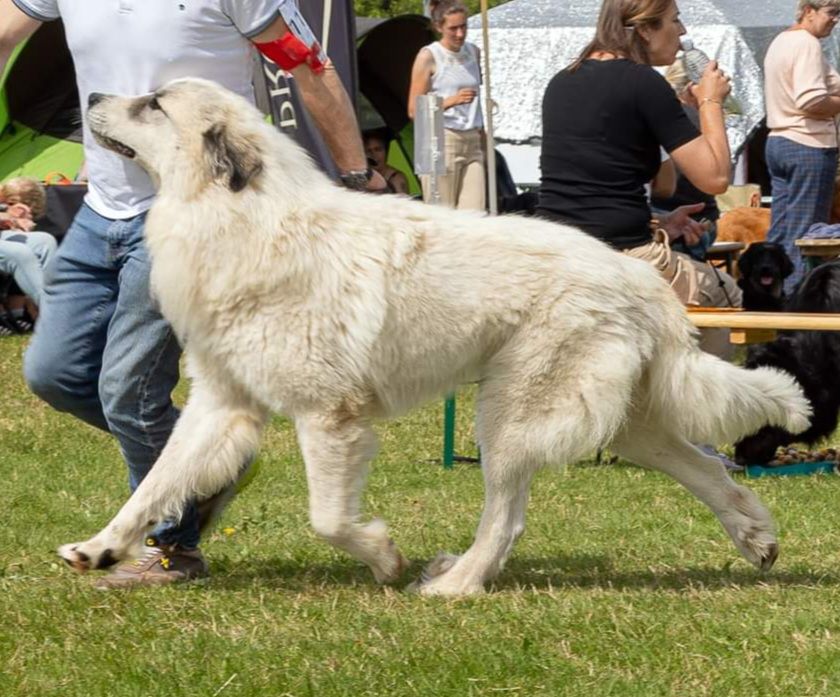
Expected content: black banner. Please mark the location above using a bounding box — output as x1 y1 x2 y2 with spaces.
257 1 358 179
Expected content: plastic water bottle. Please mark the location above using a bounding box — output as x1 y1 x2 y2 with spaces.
680 38 741 115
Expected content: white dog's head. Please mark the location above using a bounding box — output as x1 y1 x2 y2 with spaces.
86 78 266 195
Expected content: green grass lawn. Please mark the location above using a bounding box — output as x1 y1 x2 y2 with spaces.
3 334 840 696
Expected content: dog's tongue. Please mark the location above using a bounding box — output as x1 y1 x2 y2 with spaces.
760 275 775 286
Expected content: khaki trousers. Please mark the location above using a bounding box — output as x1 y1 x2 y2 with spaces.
624 229 742 359
421 128 486 211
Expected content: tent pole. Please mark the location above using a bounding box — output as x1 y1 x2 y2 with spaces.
479 0 498 215
322 0 333 53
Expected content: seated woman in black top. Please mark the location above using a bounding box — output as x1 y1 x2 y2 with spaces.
537 0 739 357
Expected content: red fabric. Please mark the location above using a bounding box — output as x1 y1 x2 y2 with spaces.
255 32 325 74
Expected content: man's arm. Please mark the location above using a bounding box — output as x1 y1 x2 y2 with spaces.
0 0 42 79
251 15 386 190
801 94 840 119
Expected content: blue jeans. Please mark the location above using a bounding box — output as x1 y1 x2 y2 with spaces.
0 230 57 304
766 136 838 291
23 203 200 549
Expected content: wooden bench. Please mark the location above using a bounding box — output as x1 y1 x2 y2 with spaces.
795 238 840 268
687 309 840 344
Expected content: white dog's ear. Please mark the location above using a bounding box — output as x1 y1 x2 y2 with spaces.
202 123 263 192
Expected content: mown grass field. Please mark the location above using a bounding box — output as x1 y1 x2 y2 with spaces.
3 333 840 696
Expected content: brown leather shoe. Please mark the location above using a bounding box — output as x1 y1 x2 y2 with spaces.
94 539 208 590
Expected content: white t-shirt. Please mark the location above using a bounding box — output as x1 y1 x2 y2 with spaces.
13 0 286 218
426 41 484 131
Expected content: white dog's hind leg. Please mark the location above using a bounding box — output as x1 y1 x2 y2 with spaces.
296 413 408 584
416 339 643 597
58 377 266 571
611 423 778 571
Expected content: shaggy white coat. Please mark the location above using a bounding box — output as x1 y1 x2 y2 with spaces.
58 79 811 595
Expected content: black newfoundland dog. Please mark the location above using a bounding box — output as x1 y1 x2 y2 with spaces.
736 242 794 312
735 259 840 464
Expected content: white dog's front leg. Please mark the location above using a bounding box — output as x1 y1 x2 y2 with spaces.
296 413 408 584
59 381 266 572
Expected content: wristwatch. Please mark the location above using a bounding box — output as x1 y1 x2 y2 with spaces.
339 167 374 191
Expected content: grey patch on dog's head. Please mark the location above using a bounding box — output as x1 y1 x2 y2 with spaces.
128 93 161 121
202 123 264 193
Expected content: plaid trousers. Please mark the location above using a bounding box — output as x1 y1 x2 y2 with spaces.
766 135 838 291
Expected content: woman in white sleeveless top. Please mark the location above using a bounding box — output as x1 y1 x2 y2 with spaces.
408 0 485 210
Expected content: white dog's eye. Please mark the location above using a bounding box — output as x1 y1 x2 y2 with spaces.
149 97 162 111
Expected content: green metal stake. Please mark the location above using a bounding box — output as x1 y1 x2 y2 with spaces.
443 395 456 469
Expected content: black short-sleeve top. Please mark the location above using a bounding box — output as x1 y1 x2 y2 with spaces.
536 59 700 250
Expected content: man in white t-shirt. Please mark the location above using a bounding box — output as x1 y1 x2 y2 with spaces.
0 0 384 589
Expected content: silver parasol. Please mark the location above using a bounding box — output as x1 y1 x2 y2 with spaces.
470 0 840 156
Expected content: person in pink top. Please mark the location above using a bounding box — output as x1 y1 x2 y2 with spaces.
764 0 840 290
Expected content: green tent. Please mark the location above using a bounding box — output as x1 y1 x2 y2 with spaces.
0 21 84 182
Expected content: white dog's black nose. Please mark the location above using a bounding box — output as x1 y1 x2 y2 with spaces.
88 92 106 108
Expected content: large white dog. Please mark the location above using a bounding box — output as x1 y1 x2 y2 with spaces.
58 78 810 595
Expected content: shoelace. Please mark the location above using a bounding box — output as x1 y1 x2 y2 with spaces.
132 545 166 568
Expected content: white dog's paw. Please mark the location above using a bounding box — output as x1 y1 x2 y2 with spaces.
720 488 779 571
58 539 121 573
347 518 409 584
406 553 485 597
726 519 779 571
415 576 486 597
413 573 486 597
422 552 460 580
370 538 410 584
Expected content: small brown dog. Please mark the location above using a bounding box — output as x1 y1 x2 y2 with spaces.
716 206 771 246
718 175 840 245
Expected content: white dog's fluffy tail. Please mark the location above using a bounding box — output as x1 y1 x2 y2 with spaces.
647 334 811 446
